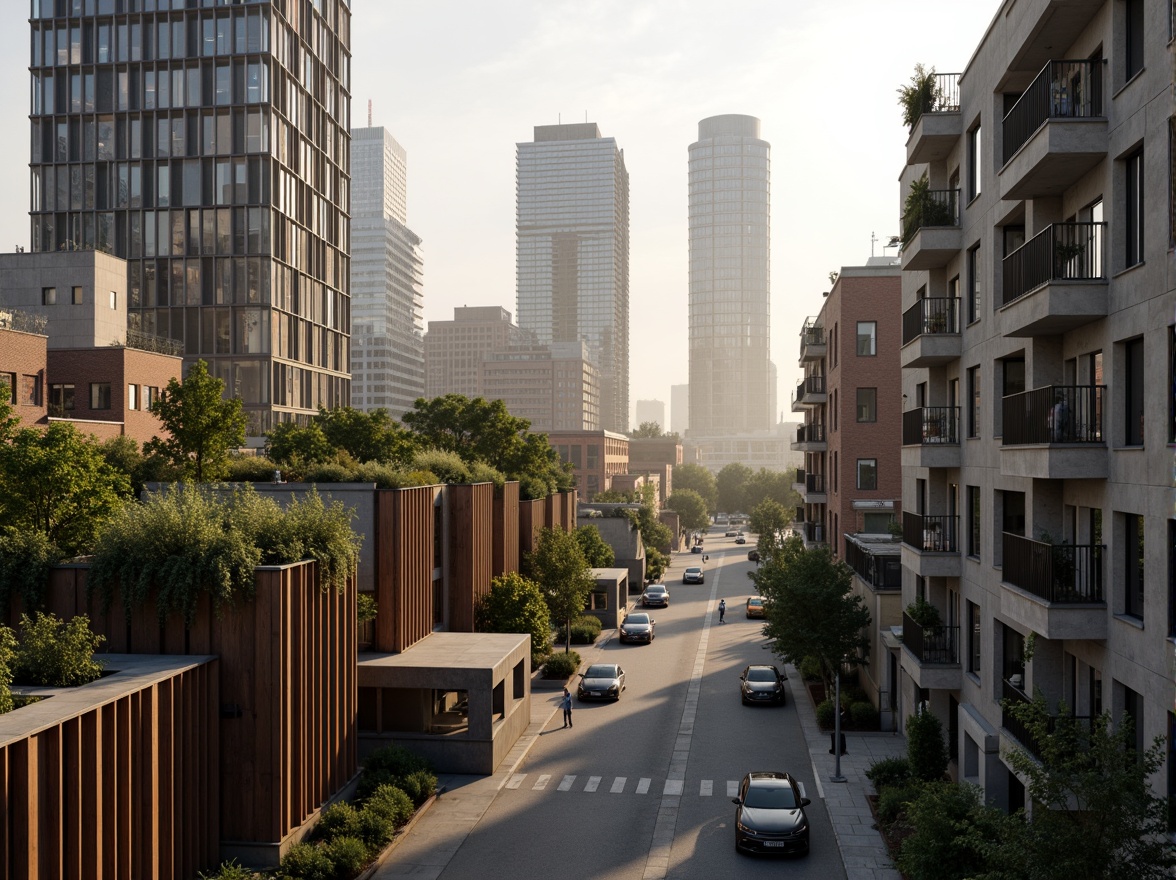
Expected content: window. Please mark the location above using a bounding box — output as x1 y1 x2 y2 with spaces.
1125 337 1144 445
967 366 980 438
127 383 138 411
856 321 877 356
1125 0 1144 81
1125 148 1144 267
857 387 877 422
71 286 83 304
1170 117 1175 251
89 382 111 410
1170 327 1175 444
856 458 877 490
48 383 74 416
142 385 156 410
1123 513 1144 619
109 290 118 309
1168 520 1176 638
863 512 892 534
968 601 981 674
20 375 40 407
1121 683 1144 755
1 373 14 404
967 485 980 557
42 286 56 305
967 124 982 201
967 244 981 323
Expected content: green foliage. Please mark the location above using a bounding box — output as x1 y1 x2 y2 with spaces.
665 489 709 532
302 462 358 484
98 435 154 499
356 806 394 850
897 62 940 129
527 528 595 652
901 172 957 247
815 699 837 729
877 782 922 824
364 783 415 827
279 841 335 880
0 529 59 614
313 802 361 842
742 468 802 512
629 421 663 438
797 655 822 681
0 626 17 714
410 448 471 483
11 612 104 687
316 406 414 466
541 650 580 678
750 499 792 558
350 461 421 489
573 525 615 567
644 547 668 583
866 756 912 792
357 744 434 802
265 422 336 470
198 859 255 880
0 422 130 556
259 490 361 592
357 592 377 624
568 614 602 645
671 463 717 512
715 462 753 515
475 571 552 658
146 359 247 483
223 453 283 483
906 708 949 782
905 596 942 628
850 701 879 729
896 782 1002 880
322 835 368 878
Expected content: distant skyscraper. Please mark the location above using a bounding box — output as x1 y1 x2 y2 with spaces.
687 115 771 437
29 2 352 433
423 306 528 399
635 399 666 431
516 123 630 433
670 384 690 436
350 127 424 417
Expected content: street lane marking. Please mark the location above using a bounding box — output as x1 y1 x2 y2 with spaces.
505 774 525 790
557 775 575 791
636 777 651 794
533 774 550 790
727 780 739 797
610 777 626 793
663 779 683 796
700 780 713 796
585 776 601 792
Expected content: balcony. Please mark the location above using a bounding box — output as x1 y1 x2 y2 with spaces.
1000 223 1107 336
801 521 827 548
792 468 805 494
1001 680 1095 763
791 422 827 453
900 188 961 271
799 318 827 363
793 375 827 410
901 512 961 578
999 59 1107 200
905 73 962 165
1000 385 1107 479
1000 533 1106 640
844 535 901 591
901 407 960 469
901 297 961 368
901 611 961 691
803 472 827 504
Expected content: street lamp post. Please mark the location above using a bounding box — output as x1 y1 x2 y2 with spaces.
830 664 847 783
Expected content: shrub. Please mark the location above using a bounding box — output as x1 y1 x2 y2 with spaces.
223 454 281 483
253 490 362 594
279 841 335 880
314 802 361 842
906 708 949 782
12 612 104 687
396 768 437 806
798 656 822 682
541 650 580 679
877 781 923 824
351 461 413 489
866 756 912 792
0 626 16 714
0 529 59 614
301 462 355 484
357 593 377 624
411 449 470 484
364 784 414 829
198 859 254 880
475 572 551 658
896 782 999 880
815 699 837 729
357 745 432 801
322 836 368 879
568 615 602 645
850 701 879 729
356 805 395 850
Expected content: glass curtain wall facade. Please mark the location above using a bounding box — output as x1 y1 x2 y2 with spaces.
687 114 771 437
516 122 629 433
28 0 352 433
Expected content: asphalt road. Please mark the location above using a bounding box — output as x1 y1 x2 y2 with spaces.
435 530 849 880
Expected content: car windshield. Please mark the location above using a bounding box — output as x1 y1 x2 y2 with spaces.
626 614 650 625
585 665 618 678
746 668 777 682
744 783 798 810
686 569 700 575
748 598 762 606
646 586 665 594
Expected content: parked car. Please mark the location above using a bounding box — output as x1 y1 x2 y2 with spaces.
735 535 747 545
725 530 738 537
739 664 785 705
691 544 703 554
641 584 670 607
619 612 655 644
683 566 704 584
745 596 766 618
732 770 811 854
577 663 626 701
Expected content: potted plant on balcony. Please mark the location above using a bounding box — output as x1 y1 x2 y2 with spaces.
901 173 957 248
897 63 941 130
1053 240 1085 279
906 596 942 628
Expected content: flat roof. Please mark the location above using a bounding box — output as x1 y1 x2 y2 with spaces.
358 632 530 672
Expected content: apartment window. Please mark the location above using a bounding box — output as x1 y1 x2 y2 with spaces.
48 383 74 416
857 387 877 422
863 512 892 533
1125 0 1144 81
143 385 156 410
1123 513 1144 619
109 290 117 309
967 485 980 557
20 375 40 407
832 322 838 366
856 321 877 356
967 244 981 323
71 286 83 304
967 124 982 200
127 383 138 411
832 389 838 431
832 451 838 493
1125 148 1144 267
1124 337 1144 445
41 286 56 305
1 373 14 404
1121 683 1144 756
967 366 980 438
89 382 111 410
1170 327 1175 443
1170 118 1175 250
1168 520 1176 638
856 458 877 490
967 601 981 674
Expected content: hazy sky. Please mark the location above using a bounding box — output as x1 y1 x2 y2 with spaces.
0 1 1001 428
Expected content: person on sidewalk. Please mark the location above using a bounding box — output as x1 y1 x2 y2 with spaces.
718 599 726 623
560 688 573 728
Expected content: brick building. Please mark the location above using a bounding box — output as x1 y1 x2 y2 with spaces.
548 430 629 501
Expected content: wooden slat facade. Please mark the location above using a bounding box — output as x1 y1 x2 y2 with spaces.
446 483 494 633
374 487 436 654
491 482 520 577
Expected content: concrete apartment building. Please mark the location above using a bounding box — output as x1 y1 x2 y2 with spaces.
423 306 528 399
350 127 425 418
895 0 1175 813
480 341 600 432
634 399 666 430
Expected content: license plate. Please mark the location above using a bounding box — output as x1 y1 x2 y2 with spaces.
590 691 601 696
765 841 786 848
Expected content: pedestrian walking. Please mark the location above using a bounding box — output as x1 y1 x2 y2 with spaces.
560 688 573 728
718 599 726 624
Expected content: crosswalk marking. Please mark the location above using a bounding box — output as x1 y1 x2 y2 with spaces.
663 779 684 796
557 775 576 791
636 777 651 794
727 780 739 798
505 774 525 790
610 776 626 793
700 780 713 796
533 774 551 790
585 776 602 792
503 775 813 801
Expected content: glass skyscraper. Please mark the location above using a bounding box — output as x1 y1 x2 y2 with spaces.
687 114 771 437
516 122 629 433
28 0 352 433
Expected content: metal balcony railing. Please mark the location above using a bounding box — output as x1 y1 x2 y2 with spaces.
1002 533 1105 603
0 308 48 335
901 188 960 245
796 423 826 444
902 612 960 665
1002 222 1106 305
805 473 826 494
800 319 825 346
1003 59 1105 163
125 328 186 357
907 72 963 128
902 512 959 553
795 375 827 403
803 521 826 544
902 407 960 445
902 297 960 345
1001 679 1095 762
844 539 901 590
1002 385 1105 445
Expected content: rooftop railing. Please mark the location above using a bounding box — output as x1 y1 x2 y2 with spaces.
1002 222 1106 305
1002 385 1105 445
844 538 901 590
124 328 186 357
902 406 960 445
0 308 48 335
1002 532 1105 603
903 611 959 665
1002 59 1105 163
902 297 960 345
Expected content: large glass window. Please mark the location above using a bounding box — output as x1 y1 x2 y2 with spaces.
1124 337 1144 445
1125 148 1144 267
856 321 877 356
856 459 877 490
967 485 980 557
90 382 111 410
856 387 877 422
48 383 74 416
1123 513 1144 620
967 366 980 438
967 244 981 323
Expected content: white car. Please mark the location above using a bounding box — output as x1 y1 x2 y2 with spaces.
641 584 670 607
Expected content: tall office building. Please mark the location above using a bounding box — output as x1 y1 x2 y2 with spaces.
28 1 352 433
670 383 689 436
350 127 424 418
516 123 629 433
423 305 529 399
687 115 771 437
634 399 665 431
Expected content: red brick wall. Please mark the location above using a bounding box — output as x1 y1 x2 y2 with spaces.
0 328 48 430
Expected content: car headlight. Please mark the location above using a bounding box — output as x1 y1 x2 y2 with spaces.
736 821 755 834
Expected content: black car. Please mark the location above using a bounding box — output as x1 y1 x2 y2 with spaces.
577 663 626 701
740 664 785 705
619 612 655 643
732 771 811 855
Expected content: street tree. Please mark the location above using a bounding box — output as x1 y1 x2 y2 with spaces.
672 463 718 512
749 499 793 558
147 359 246 482
475 571 552 660
266 421 335 469
316 406 413 464
574 525 615 567
0 384 18 443
526 527 595 653
716 462 753 514
743 468 802 510
666 489 709 532
755 537 871 695
630 421 663 438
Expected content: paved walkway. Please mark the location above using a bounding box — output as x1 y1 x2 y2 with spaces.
370 653 906 880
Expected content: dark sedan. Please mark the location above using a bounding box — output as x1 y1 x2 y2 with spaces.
732 771 811 855
577 664 626 701
740 664 785 705
619 612 655 644
641 584 669 607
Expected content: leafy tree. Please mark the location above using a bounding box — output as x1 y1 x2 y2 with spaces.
0 423 129 556
630 421 663 439
0 625 16 715
665 489 709 532
0 530 58 613
315 406 413 465
672 463 717 512
756 537 871 696
11 611 105 687
629 482 672 551
644 546 667 583
573 525 615 567
750 498 792 557
896 781 1005 880
906 707 949 782
146 359 246 482
0 383 18 442
265 421 336 469
743 468 802 510
716 462 753 514
475 571 552 660
526 527 594 653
